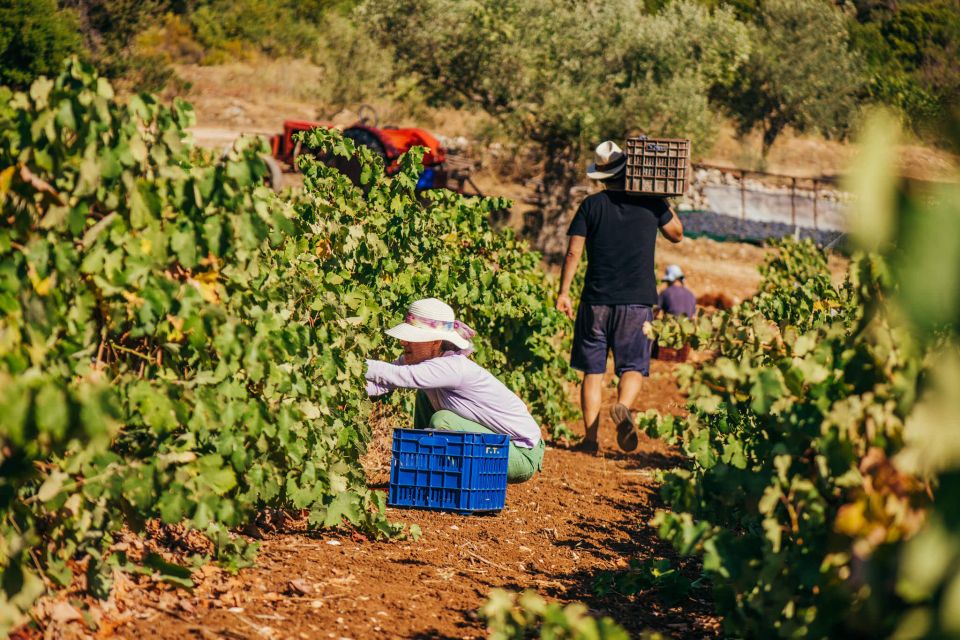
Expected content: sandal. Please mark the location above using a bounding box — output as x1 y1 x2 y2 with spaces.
611 403 639 452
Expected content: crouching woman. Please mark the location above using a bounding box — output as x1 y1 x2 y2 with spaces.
364 298 545 483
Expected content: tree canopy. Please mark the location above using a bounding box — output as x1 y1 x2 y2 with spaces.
714 0 866 152
0 0 82 88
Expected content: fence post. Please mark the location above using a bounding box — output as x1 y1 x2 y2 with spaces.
739 171 747 240
813 180 819 230
791 177 797 227
739 171 746 221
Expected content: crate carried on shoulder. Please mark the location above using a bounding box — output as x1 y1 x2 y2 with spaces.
624 136 691 197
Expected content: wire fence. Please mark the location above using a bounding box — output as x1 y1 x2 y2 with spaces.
684 163 850 247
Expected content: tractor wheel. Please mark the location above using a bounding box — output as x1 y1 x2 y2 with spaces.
220 139 284 192
343 127 387 163
260 154 283 192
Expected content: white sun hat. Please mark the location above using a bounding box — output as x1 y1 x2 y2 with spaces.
663 264 685 282
385 298 475 351
586 141 627 180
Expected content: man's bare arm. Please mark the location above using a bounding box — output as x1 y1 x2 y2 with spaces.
660 207 684 243
556 235 585 319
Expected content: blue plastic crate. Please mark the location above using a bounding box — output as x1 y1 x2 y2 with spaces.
388 428 509 514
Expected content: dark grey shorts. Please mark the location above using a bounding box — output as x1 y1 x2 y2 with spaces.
571 304 653 376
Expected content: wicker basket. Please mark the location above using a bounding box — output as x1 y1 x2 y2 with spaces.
624 137 691 196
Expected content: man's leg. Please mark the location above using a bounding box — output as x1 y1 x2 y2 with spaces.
428 410 539 483
617 371 644 409
570 304 610 453
609 305 654 452
581 373 604 447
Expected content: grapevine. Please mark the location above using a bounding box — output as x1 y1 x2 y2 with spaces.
645 236 953 637
0 59 575 632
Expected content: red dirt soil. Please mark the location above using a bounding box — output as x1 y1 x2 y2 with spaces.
27 360 718 639
101 360 715 640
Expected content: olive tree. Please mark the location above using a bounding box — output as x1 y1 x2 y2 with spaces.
0 0 82 88
715 0 866 154
363 0 750 258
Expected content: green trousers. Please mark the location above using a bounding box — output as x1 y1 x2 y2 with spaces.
414 391 544 483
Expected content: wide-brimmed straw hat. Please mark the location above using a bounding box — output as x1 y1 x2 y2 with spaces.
586 141 626 180
385 298 475 351
662 264 685 282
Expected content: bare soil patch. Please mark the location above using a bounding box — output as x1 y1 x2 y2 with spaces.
655 234 849 306
103 358 715 640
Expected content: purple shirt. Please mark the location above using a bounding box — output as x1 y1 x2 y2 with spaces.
364 352 541 448
658 284 697 318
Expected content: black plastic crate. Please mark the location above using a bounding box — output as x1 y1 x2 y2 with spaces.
624 137 691 196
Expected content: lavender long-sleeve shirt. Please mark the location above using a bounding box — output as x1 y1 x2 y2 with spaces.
364 353 541 448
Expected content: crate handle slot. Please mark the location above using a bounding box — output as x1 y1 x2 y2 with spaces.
646 143 667 152
415 436 449 447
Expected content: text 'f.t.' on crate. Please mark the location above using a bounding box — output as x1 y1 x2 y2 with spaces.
625 136 691 197
388 428 509 514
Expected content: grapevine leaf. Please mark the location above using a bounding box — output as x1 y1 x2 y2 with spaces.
143 553 194 588
750 368 785 415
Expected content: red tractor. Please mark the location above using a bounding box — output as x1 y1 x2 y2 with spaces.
267 112 478 194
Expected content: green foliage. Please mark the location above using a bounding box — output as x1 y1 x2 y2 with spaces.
0 0 82 88
620 1 753 146
366 0 749 153
847 111 960 639
295 127 578 438
59 0 369 92
713 0 866 152
0 58 402 632
645 131 960 636
648 238 927 637
311 12 398 110
752 238 852 330
187 0 320 59
593 558 698 606
293 0 360 18
64 0 181 92
481 589 629 640
365 0 751 255
70 0 166 53
848 0 960 137
0 59 574 632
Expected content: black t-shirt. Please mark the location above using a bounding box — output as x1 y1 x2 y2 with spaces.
567 191 674 305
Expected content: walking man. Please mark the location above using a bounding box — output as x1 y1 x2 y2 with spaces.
556 141 684 453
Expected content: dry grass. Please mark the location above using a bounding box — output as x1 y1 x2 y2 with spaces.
703 122 957 181
171 59 326 131
174 58 494 138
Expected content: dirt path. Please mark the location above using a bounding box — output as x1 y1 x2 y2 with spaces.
103 359 717 640
101 239 827 640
